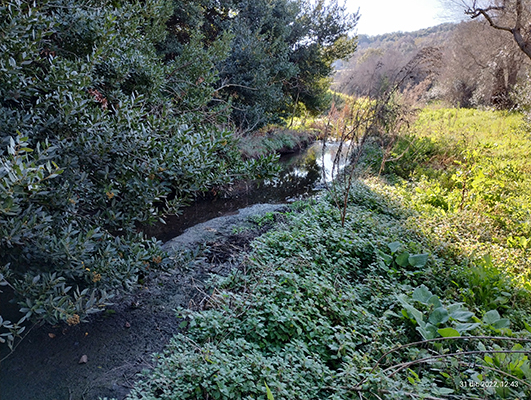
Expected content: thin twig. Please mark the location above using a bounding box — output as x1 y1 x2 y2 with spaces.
354 335 531 389
455 359 530 390
384 349 531 379
0 322 37 363
329 385 448 400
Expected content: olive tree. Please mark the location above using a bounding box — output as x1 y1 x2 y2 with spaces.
451 1 531 60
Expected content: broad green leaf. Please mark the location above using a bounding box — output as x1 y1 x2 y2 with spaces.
494 296 509 305
396 294 411 307
437 327 460 337
495 351 507 365
492 319 510 329
408 253 429 268
520 362 531 379
404 304 424 325
429 307 449 325
417 323 438 340
428 295 442 309
454 323 480 333
412 285 433 304
377 250 393 267
438 388 455 395
483 310 501 325
388 241 401 254
395 251 410 267
450 310 474 322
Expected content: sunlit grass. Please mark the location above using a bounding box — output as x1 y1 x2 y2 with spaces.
127 107 531 400
376 107 531 287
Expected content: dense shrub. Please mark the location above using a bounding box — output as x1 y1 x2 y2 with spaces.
198 0 358 130
0 0 275 347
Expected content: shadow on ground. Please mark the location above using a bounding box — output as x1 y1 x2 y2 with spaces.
0 204 286 400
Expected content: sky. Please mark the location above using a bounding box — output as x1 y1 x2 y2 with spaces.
347 0 448 36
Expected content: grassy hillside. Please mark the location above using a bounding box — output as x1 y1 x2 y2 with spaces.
126 108 531 400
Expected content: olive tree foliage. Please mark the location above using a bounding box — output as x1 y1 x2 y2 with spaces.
0 0 267 349
436 20 528 108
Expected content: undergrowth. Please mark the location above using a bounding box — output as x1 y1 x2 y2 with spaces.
125 107 531 399
377 108 531 279
237 128 318 159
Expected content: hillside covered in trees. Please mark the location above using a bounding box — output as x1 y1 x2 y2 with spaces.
335 19 531 109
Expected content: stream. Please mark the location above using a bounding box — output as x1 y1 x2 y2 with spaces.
150 140 349 242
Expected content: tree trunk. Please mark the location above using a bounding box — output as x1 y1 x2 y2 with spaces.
491 66 509 108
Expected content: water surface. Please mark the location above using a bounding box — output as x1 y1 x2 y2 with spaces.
151 141 350 242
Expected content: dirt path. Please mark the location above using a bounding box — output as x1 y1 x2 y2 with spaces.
0 204 286 400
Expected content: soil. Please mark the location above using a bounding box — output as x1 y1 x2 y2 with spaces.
0 204 286 400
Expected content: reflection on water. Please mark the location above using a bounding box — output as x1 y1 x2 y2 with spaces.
151 141 350 242
283 140 350 185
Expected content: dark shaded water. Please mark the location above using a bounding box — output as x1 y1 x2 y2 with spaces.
149 141 349 242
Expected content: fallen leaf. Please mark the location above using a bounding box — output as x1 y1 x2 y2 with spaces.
48 333 56 339
79 355 88 364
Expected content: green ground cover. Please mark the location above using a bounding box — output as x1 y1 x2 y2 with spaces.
237 128 318 159
381 107 531 281
125 108 531 400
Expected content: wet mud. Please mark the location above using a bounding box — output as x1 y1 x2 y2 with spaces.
0 204 286 400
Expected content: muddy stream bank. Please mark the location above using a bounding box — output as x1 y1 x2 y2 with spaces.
0 142 348 400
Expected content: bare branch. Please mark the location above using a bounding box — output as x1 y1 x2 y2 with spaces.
384 349 531 382
455 359 531 391
468 7 513 32
354 335 531 389
464 0 531 59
